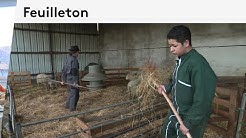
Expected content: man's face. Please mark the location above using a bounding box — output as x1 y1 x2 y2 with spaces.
167 39 189 57
74 51 79 57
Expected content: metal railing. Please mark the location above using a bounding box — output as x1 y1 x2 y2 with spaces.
236 91 246 138
5 90 164 138
5 84 246 138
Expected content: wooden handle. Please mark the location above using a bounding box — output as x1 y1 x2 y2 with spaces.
186 133 192 138
49 80 86 88
160 89 192 138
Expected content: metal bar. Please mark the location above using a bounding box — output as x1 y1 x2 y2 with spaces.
136 123 162 138
7 85 16 132
20 100 136 127
11 51 100 54
14 27 99 36
236 92 246 138
6 85 20 138
106 112 164 138
104 120 150 138
244 73 246 88
58 102 166 138
48 24 55 76
138 99 141 135
102 45 246 52
15 123 23 138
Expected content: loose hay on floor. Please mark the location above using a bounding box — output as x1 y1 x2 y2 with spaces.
10 75 240 138
14 85 129 138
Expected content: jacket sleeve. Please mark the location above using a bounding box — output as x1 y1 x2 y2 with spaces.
61 58 68 82
183 61 217 129
70 58 79 84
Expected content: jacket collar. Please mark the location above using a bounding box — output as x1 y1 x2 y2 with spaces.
179 48 195 61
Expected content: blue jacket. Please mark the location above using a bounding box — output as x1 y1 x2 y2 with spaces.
61 55 79 84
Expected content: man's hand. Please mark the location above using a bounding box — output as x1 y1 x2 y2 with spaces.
179 124 189 136
73 83 79 88
157 85 165 94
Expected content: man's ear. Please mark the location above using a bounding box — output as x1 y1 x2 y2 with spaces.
184 40 190 47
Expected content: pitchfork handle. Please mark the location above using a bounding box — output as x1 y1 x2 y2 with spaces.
160 89 192 138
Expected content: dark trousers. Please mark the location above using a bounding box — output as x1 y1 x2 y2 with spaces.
66 85 79 111
161 112 208 138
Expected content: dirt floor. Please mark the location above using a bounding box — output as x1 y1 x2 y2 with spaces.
2 83 243 138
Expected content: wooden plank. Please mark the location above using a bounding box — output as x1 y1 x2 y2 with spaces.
216 87 233 96
106 77 127 81
104 68 139 71
105 81 127 84
228 88 238 138
13 82 31 86
15 75 31 78
210 85 240 138
217 76 245 84
105 78 126 81
12 82 32 86
13 81 31 85
75 118 92 138
207 123 227 135
106 76 126 79
12 79 31 82
212 108 229 118
103 68 142 86
110 77 126 80
8 71 32 89
13 85 32 89
10 71 31 75
227 120 237 137
13 79 31 83
209 116 229 122
213 97 230 108
105 73 126 76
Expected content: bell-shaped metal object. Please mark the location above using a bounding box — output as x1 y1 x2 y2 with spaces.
82 65 106 90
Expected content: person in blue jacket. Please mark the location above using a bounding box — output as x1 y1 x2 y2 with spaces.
61 45 80 112
158 25 217 138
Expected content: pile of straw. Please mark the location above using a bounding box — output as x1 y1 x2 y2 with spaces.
10 85 129 138
135 61 173 109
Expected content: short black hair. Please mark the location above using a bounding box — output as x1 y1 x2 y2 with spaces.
167 25 192 46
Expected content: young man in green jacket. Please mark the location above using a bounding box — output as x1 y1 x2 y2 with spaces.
158 25 217 138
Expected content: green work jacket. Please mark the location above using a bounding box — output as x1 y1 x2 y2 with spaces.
164 49 217 129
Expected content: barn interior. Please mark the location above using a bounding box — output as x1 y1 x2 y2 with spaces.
1 23 246 138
